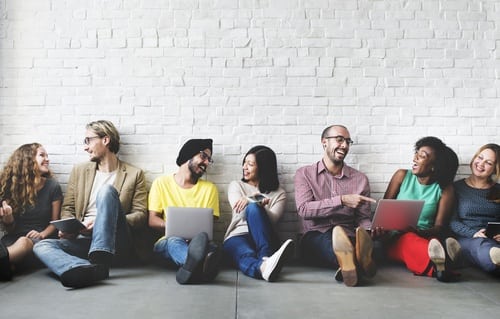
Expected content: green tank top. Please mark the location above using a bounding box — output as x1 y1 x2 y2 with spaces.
396 170 442 230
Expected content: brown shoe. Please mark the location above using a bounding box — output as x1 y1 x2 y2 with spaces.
332 226 357 287
355 227 377 278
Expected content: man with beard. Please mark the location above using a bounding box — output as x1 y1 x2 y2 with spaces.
33 120 148 288
148 139 221 284
294 125 378 287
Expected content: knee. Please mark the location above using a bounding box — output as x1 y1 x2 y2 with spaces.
246 203 264 218
96 184 118 202
17 236 34 251
33 239 56 255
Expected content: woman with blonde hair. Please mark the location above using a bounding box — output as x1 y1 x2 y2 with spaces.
450 143 500 276
0 143 62 280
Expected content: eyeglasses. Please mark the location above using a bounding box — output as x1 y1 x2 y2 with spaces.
83 136 101 145
199 151 214 164
324 135 354 146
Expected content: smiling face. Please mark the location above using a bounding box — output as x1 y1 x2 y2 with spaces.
412 146 436 178
471 148 497 180
187 148 212 180
83 129 106 163
322 126 351 165
35 146 50 175
242 153 259 185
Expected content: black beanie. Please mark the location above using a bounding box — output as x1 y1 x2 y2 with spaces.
176 139 213 166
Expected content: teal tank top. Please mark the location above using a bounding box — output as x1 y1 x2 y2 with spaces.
396 170 442 230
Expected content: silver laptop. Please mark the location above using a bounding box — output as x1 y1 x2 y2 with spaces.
371 199 425 231
164 207 214 240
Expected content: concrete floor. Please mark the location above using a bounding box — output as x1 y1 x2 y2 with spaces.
1 262 499 319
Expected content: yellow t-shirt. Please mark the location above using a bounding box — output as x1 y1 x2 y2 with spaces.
148 174 220 220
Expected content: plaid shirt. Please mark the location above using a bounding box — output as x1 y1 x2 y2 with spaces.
294 160 372 237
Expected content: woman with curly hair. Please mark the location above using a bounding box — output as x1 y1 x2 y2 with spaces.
0 143 62 280
383 136 461 282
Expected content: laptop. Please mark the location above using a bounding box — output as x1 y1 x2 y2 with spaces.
371 199 425 231
164 206 214 240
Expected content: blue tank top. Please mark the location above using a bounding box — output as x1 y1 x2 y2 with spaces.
396 170 442 230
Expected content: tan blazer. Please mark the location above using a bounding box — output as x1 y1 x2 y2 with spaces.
61 160 151 260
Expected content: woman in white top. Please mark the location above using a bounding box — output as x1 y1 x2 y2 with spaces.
223 145 293 281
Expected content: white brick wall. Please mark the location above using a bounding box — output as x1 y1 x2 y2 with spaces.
1 0 499 241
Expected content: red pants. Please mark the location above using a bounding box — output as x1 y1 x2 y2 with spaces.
387 232 433 276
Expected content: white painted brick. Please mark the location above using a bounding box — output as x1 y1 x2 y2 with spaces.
1 0 499 241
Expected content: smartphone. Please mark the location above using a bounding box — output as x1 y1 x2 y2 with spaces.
247 194 267 203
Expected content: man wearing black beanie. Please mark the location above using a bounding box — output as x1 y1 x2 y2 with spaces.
148 138 221 284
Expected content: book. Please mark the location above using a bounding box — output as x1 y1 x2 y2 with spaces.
50 217 86 233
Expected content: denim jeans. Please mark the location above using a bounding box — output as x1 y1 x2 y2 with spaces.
223 203 277 278
33 185 130 277
458 236 500 273
154 236 218 267
300 228 339 268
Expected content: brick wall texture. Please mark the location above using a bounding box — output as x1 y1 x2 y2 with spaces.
0 0 499 241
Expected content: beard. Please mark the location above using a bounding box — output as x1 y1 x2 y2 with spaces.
188 159 205 183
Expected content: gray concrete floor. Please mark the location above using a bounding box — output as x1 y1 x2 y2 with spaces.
1 262 499 319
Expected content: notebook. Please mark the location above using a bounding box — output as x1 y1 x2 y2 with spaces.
50 217 86 233
371 199 425 231
164 207 214 240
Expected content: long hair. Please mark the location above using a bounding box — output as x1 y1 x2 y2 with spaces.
414 136 458 189
86 120 120 154
241 145 279 194
470 143 500 183
0 143 51 214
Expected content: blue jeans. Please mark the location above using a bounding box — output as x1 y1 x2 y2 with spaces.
458 236 500 274
33 185 131 277
223 203 277 278
300 229 339 268
154 236 218 267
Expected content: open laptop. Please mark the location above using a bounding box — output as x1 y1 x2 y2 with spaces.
371 199 425 231
164 206 214 240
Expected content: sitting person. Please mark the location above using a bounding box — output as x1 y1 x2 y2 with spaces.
294 124 378 287
33 120 148 288
223 145 294 282
450 143 500 276
0 143 62 281
383 136 461 282
148 139 221 284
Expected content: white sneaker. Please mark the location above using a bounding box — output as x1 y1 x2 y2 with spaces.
490 247 500 266
260 239 294 282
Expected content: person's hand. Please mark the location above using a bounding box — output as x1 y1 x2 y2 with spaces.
80 219 94 235
58 230 77 239
0 200 14 225
233 197 249 213
260 197 270 206
370 226 387 238
473 228 487 238
493 234 500 242
340 194 376 209
26 230 43 240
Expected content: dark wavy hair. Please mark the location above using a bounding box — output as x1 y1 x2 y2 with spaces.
414 136 458 189
0 143 52 214
241 145 279 194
